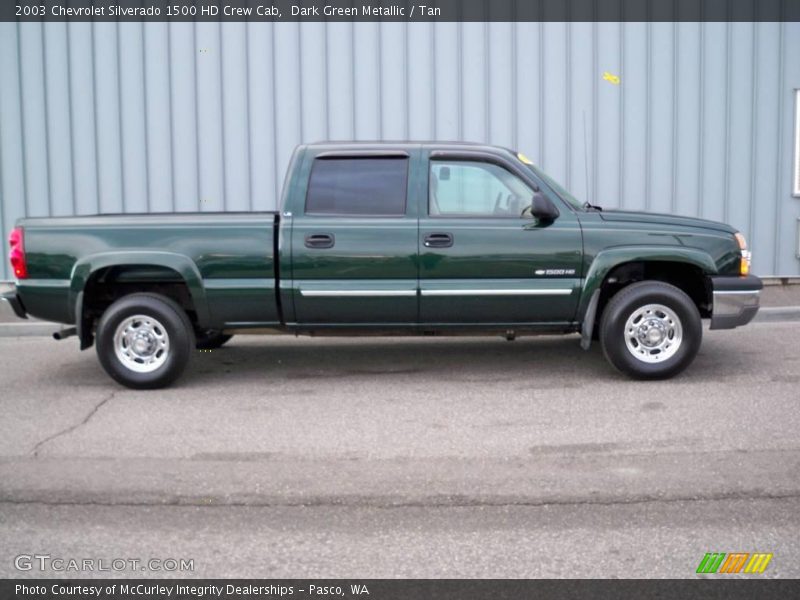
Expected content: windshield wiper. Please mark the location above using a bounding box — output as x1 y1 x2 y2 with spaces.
583 201 603 211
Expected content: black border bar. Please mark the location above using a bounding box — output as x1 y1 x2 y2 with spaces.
3 579 800 600
4 0 800 22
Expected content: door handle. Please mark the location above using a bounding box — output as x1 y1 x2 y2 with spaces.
304 233 335 249
423 232 454 248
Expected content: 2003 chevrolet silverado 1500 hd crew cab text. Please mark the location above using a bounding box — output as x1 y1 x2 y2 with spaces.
2 142 762 389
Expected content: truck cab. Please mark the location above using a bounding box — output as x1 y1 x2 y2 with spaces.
284 143 581 330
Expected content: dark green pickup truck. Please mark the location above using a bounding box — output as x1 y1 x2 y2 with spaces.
2 142 761 389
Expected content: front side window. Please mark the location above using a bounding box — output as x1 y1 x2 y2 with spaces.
306 157 408 216
429 160 534 217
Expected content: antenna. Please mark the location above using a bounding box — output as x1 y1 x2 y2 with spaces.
582 110 590 205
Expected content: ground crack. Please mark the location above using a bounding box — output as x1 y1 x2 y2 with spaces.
31 391 116 457
2 490 800 510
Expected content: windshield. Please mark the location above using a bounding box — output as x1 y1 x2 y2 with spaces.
515 152 585 211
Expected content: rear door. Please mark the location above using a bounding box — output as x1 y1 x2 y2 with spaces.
290 148 420 326
419 149 583 325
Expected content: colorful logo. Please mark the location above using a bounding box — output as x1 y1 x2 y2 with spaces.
696 552 773 574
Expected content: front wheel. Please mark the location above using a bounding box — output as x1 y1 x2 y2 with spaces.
599 281 702 380
95 293 195 389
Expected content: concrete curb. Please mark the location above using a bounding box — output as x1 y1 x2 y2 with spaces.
2 452 799 508
0 321 57 337
752 306 800 323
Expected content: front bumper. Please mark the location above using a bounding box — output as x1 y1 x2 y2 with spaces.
709 274 762 330
0 288 28 320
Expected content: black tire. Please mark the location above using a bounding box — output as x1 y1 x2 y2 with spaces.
195 330 233 350
95 293 195 390
599 281 702 380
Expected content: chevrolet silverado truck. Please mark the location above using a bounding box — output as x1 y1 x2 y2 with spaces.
2 142 762 389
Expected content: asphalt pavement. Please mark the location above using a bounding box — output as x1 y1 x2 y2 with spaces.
1 322 799 577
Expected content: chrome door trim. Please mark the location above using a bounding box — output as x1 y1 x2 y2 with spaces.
300 290 418 297
420 289 573 297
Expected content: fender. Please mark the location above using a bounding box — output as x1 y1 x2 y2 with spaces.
576 246 718 323
69 251 211 326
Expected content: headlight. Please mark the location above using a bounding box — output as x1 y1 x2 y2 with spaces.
734 232 751 275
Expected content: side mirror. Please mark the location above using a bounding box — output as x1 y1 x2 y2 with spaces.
530 192 560 222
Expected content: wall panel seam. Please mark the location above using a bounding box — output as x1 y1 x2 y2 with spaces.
218 22 227 210
697 22 704 217
538 20 544 165
483 20 489 143
245 23 253 211
671 22 678 213
193 22 201 211
66 23 76 214
748 21 758 243
511 19 517 150
566 21 572 191
16 22 29 217
773 18 785 274
457 22 462 140
167 23 176 211
323 22 330 140
271 23 279 201
723 21 732 223
591 19 597 206
405 21 410 140
430 22 436 137
645 20 651 211
141 23 151 213
116 22 126 212
42 24 52 216
619 19 624 208
91 22 100 214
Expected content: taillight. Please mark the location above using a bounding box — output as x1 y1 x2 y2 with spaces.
734 232 751 276
8 227 27 279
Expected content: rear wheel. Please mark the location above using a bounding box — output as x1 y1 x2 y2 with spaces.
95 293 195 389
599 281 702 380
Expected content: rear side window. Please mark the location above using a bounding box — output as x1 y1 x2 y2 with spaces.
305 157 408 216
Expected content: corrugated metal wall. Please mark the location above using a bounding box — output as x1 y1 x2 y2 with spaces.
1 21 799 278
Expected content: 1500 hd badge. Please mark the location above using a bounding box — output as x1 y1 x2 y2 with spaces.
535 268 576 276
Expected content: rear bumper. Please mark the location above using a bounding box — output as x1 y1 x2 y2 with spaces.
709 275 762 330
1 289 28 320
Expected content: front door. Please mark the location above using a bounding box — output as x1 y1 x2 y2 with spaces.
419 152 583 325
290 150 419 326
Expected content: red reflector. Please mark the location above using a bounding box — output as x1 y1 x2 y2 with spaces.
8 227 27 279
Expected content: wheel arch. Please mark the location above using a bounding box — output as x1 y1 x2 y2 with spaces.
578 248 717 348
69 252 210 349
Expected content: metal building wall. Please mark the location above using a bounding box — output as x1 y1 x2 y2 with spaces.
1 21 799 279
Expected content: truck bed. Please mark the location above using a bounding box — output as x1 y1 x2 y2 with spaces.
16 212 281 328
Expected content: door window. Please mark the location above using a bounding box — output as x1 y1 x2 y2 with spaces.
429 160 534 217
306 157 408 216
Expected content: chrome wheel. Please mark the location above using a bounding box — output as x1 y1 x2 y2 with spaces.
623 303 683 364
113 314 170 373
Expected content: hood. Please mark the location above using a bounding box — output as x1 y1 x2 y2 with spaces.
599 209 738 234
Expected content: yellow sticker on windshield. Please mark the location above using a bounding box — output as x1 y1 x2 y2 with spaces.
517 152 534 165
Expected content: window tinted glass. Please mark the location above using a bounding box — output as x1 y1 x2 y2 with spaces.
429 160 533 217
306 157 408 216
